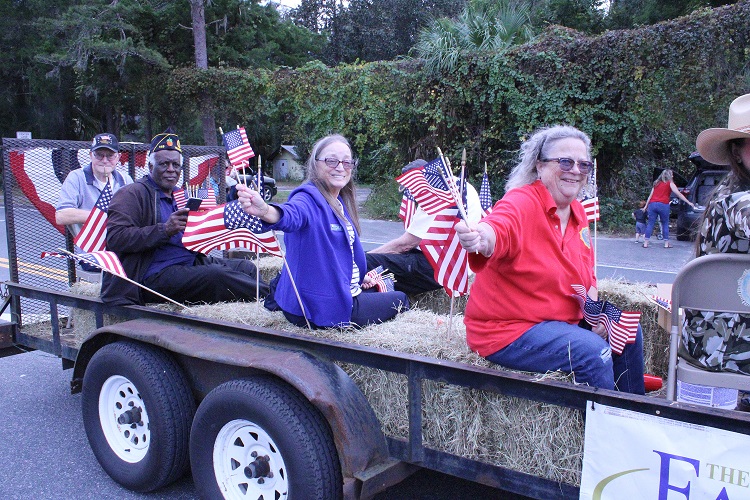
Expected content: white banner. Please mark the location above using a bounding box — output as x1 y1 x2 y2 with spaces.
580 402 750 499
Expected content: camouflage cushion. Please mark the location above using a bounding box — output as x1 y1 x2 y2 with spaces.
682 309 750 374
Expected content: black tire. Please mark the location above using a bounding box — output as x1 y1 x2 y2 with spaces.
261 185 274 202
190 377 343 500
81 341 195 492
676 227 691 241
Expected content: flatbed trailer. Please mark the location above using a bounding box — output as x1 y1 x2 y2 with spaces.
3 138 750 499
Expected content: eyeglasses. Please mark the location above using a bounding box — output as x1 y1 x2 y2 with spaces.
540 157 594 174
93 151 118 161
316 157 357 170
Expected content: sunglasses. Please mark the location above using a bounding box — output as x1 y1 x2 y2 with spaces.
316 157 358 170
93 151 118 161
540 157 594 174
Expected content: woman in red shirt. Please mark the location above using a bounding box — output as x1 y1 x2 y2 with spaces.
643 169 695 248
455 125 645 394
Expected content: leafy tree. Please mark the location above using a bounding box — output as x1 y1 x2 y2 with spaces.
35 0 170 139
606 0 738 29
412 0 535 74
337 0 464 63
531 0 605 33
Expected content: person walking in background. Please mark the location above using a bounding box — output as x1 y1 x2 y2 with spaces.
632 200 647 243
642 169 695 248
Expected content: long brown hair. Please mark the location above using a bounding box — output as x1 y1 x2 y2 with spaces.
695 138 750 256
305 134 361 234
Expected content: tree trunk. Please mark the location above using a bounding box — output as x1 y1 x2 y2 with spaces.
189 0 217 146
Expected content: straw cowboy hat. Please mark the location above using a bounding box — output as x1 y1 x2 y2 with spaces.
696 93 750 165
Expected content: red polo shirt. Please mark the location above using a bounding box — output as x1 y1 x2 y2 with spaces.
464 181 596 357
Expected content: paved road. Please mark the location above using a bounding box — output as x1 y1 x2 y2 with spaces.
0 200 693 499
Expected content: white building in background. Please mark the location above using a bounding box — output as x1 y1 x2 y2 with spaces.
269 145 303 180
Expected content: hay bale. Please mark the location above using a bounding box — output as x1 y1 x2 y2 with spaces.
181 304 586 485
55 259 669 488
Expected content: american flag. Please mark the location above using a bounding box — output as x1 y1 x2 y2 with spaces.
581 196 600 222
647 294 672 313
395 157 455 215
222 127 255 168
74 182 112 253
42 249 126 278
182 201 282 256
479 171 493 217
571 284 640 355
174 186 217 211
419 199 469 296
398 189 417 229
364 266 395 293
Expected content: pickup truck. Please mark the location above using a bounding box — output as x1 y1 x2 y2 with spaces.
2 138 749 500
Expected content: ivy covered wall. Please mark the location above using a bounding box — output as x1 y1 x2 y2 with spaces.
169 3 750 227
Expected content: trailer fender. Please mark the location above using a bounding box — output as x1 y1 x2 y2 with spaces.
72 319 390 493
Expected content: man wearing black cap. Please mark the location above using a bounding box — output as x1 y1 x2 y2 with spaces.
366 159 482 295
100 129 270 306
56 132 133 232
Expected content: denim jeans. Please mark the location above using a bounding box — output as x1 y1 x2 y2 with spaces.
645 201 671 241
486 321 645 394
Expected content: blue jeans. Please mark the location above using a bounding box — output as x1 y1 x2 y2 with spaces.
486 321 645 394
645 202 670 241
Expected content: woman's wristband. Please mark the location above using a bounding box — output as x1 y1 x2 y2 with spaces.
260 204 271 218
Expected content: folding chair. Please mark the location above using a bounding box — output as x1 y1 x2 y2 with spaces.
666 253 750 401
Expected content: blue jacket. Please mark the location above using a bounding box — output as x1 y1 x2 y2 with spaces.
267 183 365 327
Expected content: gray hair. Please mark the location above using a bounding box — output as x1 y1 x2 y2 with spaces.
305 134 360 234
505 125 592 192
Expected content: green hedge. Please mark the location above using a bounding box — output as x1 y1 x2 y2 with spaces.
168 3 750 230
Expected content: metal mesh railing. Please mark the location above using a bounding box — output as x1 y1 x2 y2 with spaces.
2 138 228 320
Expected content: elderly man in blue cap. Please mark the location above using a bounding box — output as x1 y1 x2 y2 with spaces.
101 129 269 306
56 132 133 233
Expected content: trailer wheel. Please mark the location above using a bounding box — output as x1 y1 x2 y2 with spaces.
81 341 195 492
191 377 343 500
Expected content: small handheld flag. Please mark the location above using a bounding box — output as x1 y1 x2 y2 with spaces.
221 127 255 168
74 182 113 253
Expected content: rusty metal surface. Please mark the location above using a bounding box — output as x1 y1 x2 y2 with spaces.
76 318 390 486
8 282 750 499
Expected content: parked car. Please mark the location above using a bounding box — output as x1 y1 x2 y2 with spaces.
235 168 278 201
674 152 729 241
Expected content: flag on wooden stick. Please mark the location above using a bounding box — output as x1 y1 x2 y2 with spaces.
182 201 282 256
74 182 112 253
571 284 640 355
221 127 255 168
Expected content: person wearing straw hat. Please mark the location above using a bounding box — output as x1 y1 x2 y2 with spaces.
679 93 750 382
695 93 750 257
100 129 269 306
237 134 409 329
454 125 645 394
